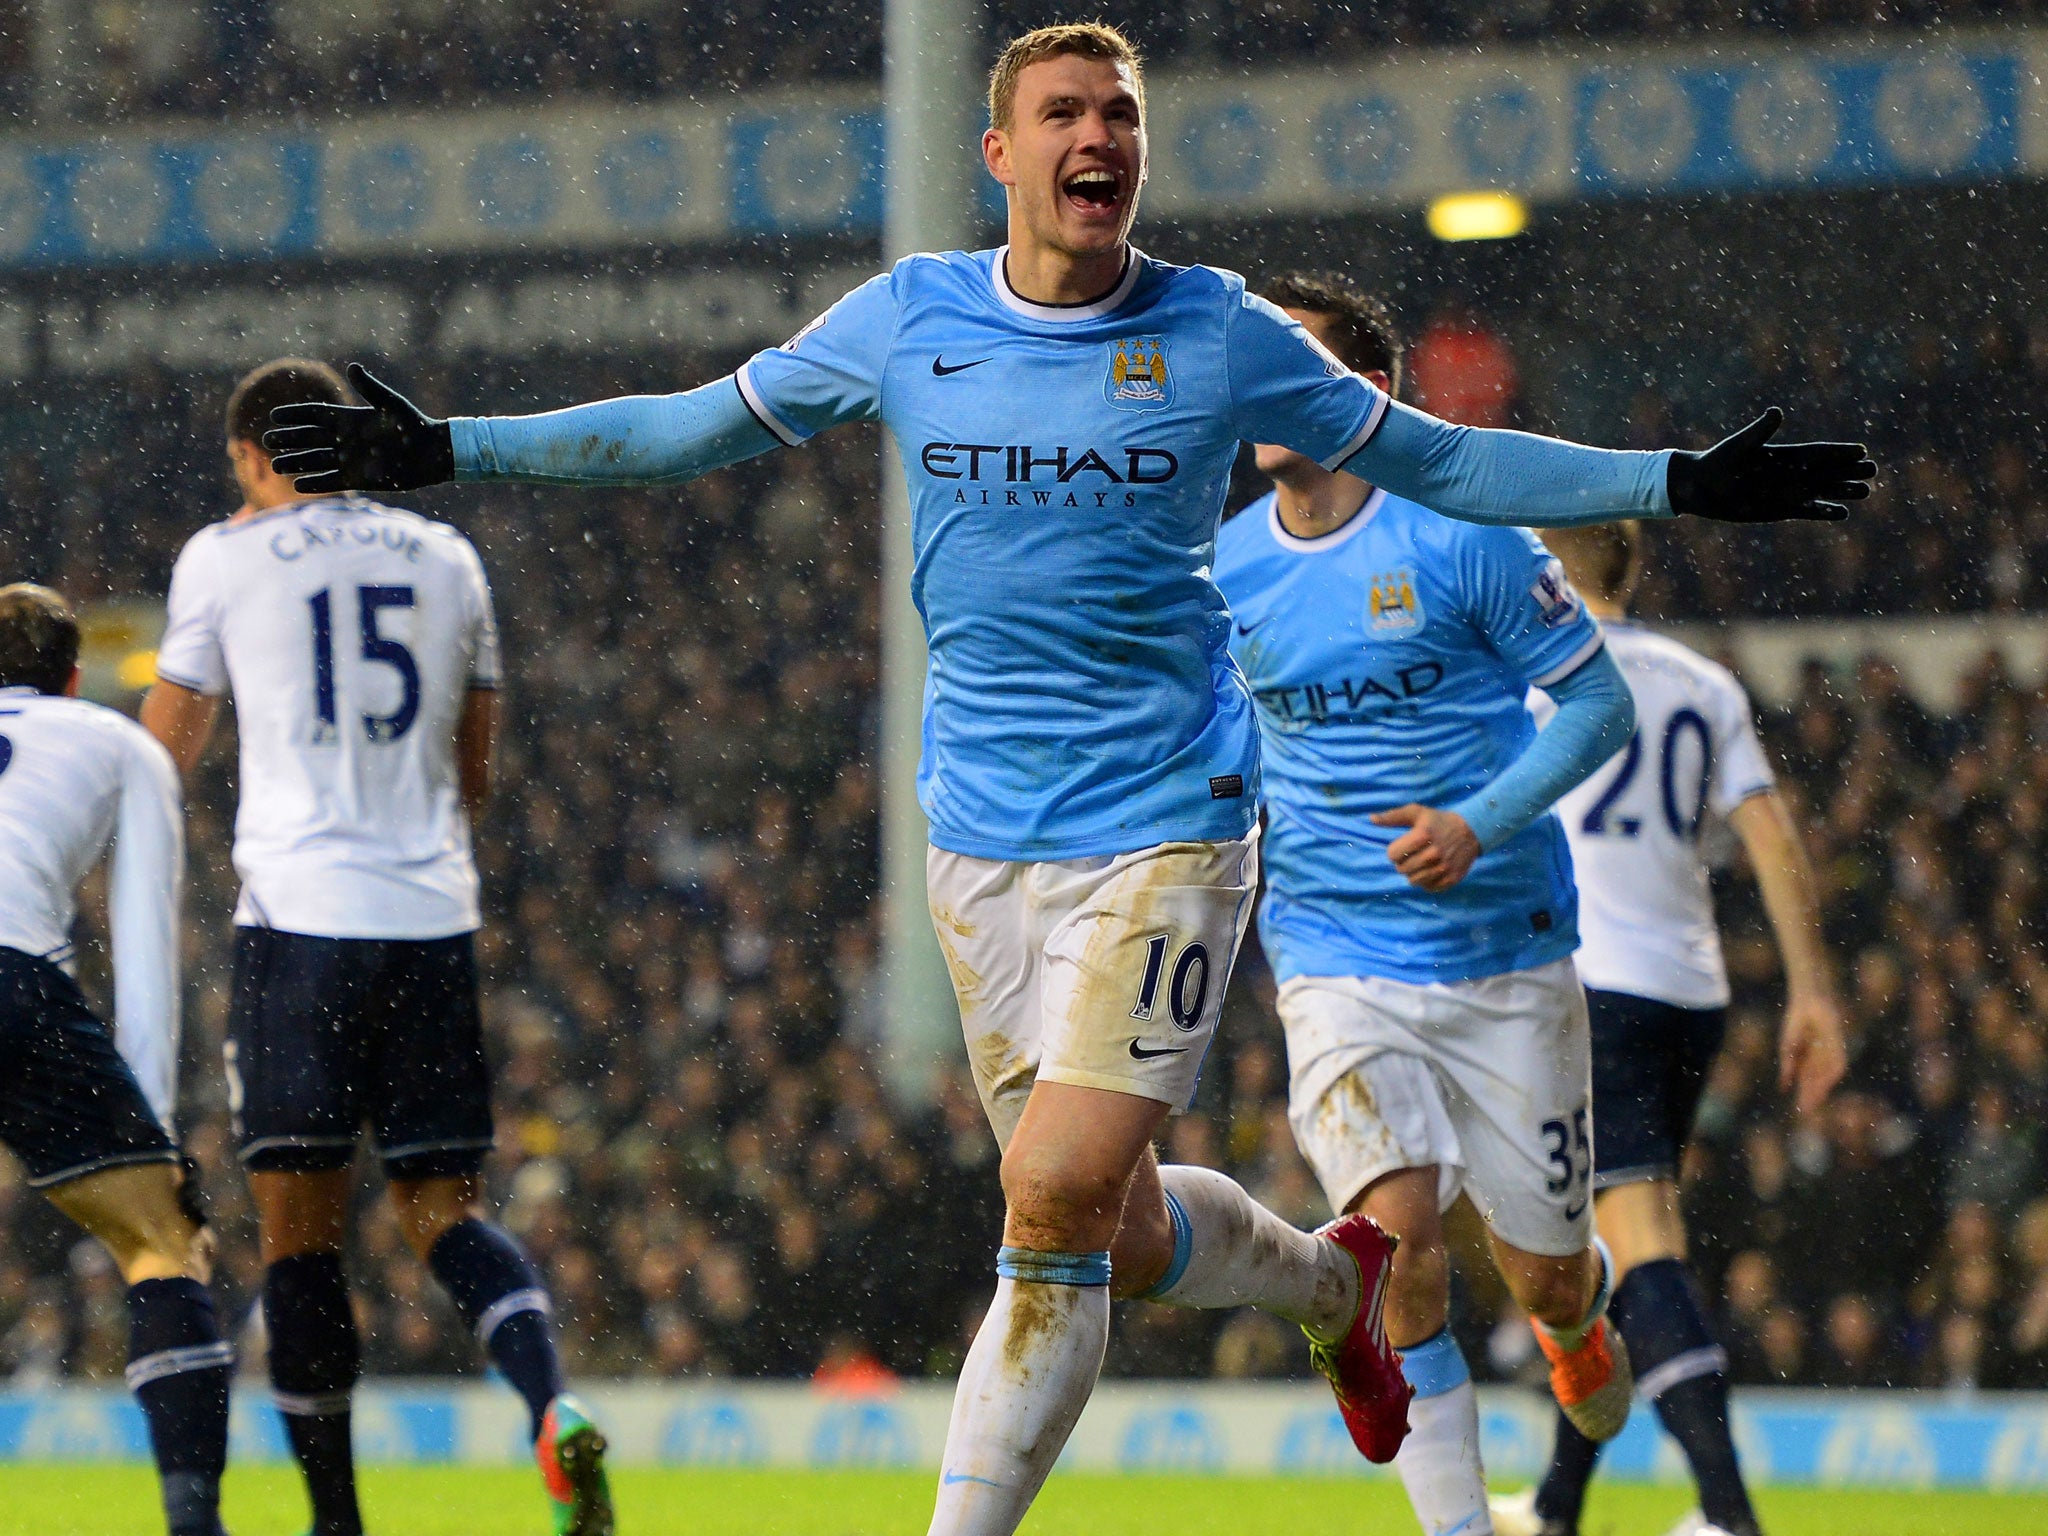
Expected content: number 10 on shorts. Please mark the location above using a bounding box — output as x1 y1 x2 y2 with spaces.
1131 933 1211 1031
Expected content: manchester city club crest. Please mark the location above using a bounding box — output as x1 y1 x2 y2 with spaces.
1367 569 1425 633
1104 335 1174 411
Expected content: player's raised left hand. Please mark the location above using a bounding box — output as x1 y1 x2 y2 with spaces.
1371 804 1480 892
1666 407 1876 523
264 362 455 494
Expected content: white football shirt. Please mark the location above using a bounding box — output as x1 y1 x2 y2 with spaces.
155 495 499 940
1533 623 1775 1009
0 687 184 1125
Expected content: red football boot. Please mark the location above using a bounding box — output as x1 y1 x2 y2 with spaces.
1303 1213 1412 1463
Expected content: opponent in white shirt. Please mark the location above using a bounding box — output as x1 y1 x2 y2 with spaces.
0 583 232 1536
1496 523 1847 1536
141 359 611 1536
150 493 499 942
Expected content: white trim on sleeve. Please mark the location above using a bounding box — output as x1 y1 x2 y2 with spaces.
148 668 221 697
1320 387 1391 472
735 363 805 448
1528 631 1607 690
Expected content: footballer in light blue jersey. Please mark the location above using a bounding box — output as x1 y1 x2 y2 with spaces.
1215 487 1605 986
442 247 1671 866
1221 276 1643 1536
732 248 1386 861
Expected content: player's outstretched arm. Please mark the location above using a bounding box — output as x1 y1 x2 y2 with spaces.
1729 790 1847 1113
1373 646 1635 892
264 362 781 494
1350 401 1874 529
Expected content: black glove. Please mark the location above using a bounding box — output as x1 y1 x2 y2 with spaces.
264 362 456 495
1666 408 1875 523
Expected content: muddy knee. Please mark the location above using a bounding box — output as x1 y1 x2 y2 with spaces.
1001 1152 1128 1253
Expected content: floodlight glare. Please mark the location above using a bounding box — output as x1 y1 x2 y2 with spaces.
117 649 159 690
1426 191 1528 241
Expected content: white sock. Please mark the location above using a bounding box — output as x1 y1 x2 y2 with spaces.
1144 1165 1359 1341
1394 1328 1490 1536
928 1261 1109 1536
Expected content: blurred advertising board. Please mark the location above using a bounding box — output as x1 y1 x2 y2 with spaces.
3 1381 2046 1488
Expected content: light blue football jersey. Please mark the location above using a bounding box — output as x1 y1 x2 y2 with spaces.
1212 489 1605 985
737 248 1387 862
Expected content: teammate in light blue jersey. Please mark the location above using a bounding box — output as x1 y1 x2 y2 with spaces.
264 24 1874 1536
1219 482 1602 989
1214 275 1642 1536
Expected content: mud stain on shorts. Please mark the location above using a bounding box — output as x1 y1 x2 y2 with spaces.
968 1028 1035 1108
931 905 985 1016
1310 1066 1401 1179
1068 840 1237 1038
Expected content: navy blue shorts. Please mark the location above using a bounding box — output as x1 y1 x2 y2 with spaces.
227 928 493 1179
1587 988 1727 1190
0 946 176 1188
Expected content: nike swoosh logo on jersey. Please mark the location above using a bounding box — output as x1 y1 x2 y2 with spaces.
1128 1039 1189 1060
932 356 991 376
1234 617 1266 637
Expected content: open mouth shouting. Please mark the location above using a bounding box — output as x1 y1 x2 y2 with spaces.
1061 167 1124 220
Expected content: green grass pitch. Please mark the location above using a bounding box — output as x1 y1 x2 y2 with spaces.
10 1465 2048 1534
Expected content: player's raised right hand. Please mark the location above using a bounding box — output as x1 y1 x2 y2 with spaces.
264 362 455 494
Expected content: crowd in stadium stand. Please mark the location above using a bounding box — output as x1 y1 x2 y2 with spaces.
5 0 2046 123
1 293 2047 1403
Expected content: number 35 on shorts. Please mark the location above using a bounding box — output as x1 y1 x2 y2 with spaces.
1131 933 1211 1031
1541 1104 1593 1220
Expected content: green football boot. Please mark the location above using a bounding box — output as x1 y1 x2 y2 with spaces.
535 1394 613 1536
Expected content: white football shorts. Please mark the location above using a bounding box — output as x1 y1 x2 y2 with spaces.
927 833 1258 1150
1279 958 1593 1257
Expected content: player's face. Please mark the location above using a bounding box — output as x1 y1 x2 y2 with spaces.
985 55 1147 261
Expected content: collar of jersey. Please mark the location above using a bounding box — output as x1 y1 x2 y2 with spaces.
990 245 1142 323
224 492 365 531
1266 486 1386 555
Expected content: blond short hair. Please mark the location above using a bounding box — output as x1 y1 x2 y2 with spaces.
1544 521 1643 605
987 22 1144 131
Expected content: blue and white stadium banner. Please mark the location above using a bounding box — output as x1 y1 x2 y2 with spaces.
4 1382 2047 1489
0 27 2042 270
